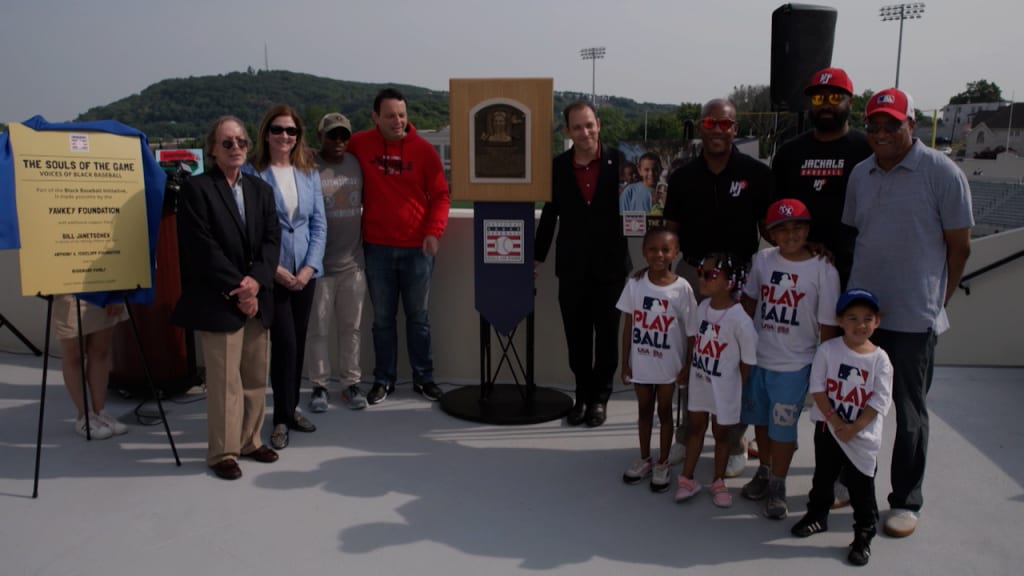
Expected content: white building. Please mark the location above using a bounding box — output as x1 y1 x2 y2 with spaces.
940 101 1007 142
965 103 1024 158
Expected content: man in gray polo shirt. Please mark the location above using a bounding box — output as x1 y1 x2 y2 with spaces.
843 88 973 538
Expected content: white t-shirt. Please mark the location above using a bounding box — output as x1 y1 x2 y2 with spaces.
271 165 299 221
742 247 840 371
615 273 699 384
808 338 894 477
688 300 758 424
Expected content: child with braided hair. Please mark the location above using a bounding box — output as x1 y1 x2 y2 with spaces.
674 253 758 507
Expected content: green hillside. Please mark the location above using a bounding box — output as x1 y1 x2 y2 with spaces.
73 69 683 143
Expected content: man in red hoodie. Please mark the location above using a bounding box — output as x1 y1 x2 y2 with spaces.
347 88 451 405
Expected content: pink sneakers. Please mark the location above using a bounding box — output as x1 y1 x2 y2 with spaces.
674 475 701 502
710 479 733 508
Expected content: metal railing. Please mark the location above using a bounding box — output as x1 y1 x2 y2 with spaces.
958 249 1024 295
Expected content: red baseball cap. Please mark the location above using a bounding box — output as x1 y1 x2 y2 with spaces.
866 88 915 121
804 67 853 96
766 198 811 229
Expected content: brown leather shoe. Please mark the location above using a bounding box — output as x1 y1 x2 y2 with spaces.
241 445 279 463
210 458 242 480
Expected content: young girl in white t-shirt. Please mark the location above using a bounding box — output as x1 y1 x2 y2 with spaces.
675 253 758 507
617 228 698 493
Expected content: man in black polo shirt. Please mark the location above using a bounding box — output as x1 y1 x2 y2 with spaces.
664 98 770 269
771 67 872 289
663 98 770 476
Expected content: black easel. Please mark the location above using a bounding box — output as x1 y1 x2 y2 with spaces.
32 292 181 499
0 312 42 356
440 309 572 425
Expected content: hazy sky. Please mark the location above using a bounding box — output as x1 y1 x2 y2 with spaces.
2 0 1021 124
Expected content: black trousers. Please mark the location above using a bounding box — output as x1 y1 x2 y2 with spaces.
807 423 878 535
557 277 624 406
872 328 936 512
270 279 317 426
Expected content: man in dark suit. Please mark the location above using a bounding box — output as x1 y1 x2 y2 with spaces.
173 116 281 480
535 101 632 427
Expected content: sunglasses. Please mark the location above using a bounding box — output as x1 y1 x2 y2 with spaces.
865 119 904 134
701 117 737 131
269 125 299 136
696 267 722 281
221 138 250 150
809 93 847 106
326 129 350 142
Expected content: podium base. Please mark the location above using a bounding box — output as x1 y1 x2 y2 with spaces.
440 384 573 425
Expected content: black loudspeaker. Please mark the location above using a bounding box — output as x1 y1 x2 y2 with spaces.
770 4 838 112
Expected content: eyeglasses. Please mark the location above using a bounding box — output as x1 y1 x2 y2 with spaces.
696 267 722 281
326 129 350 142
809 93 847 106
269 125 299 136
221 138 250 150
701 117 737 131
865 119 904 134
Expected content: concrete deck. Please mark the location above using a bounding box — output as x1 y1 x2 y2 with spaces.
1 352 1021 576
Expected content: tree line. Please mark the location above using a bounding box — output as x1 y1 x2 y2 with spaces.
13 71 1003 155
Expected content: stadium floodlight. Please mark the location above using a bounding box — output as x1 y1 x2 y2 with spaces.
579 47 606 105
879 3 926 88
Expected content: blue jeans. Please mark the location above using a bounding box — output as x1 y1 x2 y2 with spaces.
364 243 434 386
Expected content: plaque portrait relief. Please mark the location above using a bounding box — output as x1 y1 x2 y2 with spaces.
471 99 530 183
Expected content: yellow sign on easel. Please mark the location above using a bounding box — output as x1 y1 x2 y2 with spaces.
9 123 151 296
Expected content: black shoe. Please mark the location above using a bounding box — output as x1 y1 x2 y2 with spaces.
566 401 587 426
848 532 872 566
791 514 828 538
414 381 443 401
585 402 607 427
367 382 395 405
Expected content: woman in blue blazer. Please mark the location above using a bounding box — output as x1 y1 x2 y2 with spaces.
249 104 327 450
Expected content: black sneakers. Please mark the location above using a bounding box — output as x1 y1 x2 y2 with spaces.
413 381 443 401
367 383 395 405
741 464 771 500
791 514 829 537
848 531 873 566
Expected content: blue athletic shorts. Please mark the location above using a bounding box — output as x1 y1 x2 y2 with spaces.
741 365 810 443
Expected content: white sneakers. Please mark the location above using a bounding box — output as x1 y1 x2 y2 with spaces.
94 411 128 436
622 457 653 484
884 509 919 537
724 452 747 478
74 412 128 440
666 443 686 466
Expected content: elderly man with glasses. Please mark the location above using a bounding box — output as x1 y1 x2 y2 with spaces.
173 116 281 480
843 88 973 538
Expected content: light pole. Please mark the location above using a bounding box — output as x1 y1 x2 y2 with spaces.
879 3 925 89
579 47 605 105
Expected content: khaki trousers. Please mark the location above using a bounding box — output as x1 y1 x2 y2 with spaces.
199 319 269 465
305 270 366 388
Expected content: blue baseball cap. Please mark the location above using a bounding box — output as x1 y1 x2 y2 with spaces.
836 288 880 315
